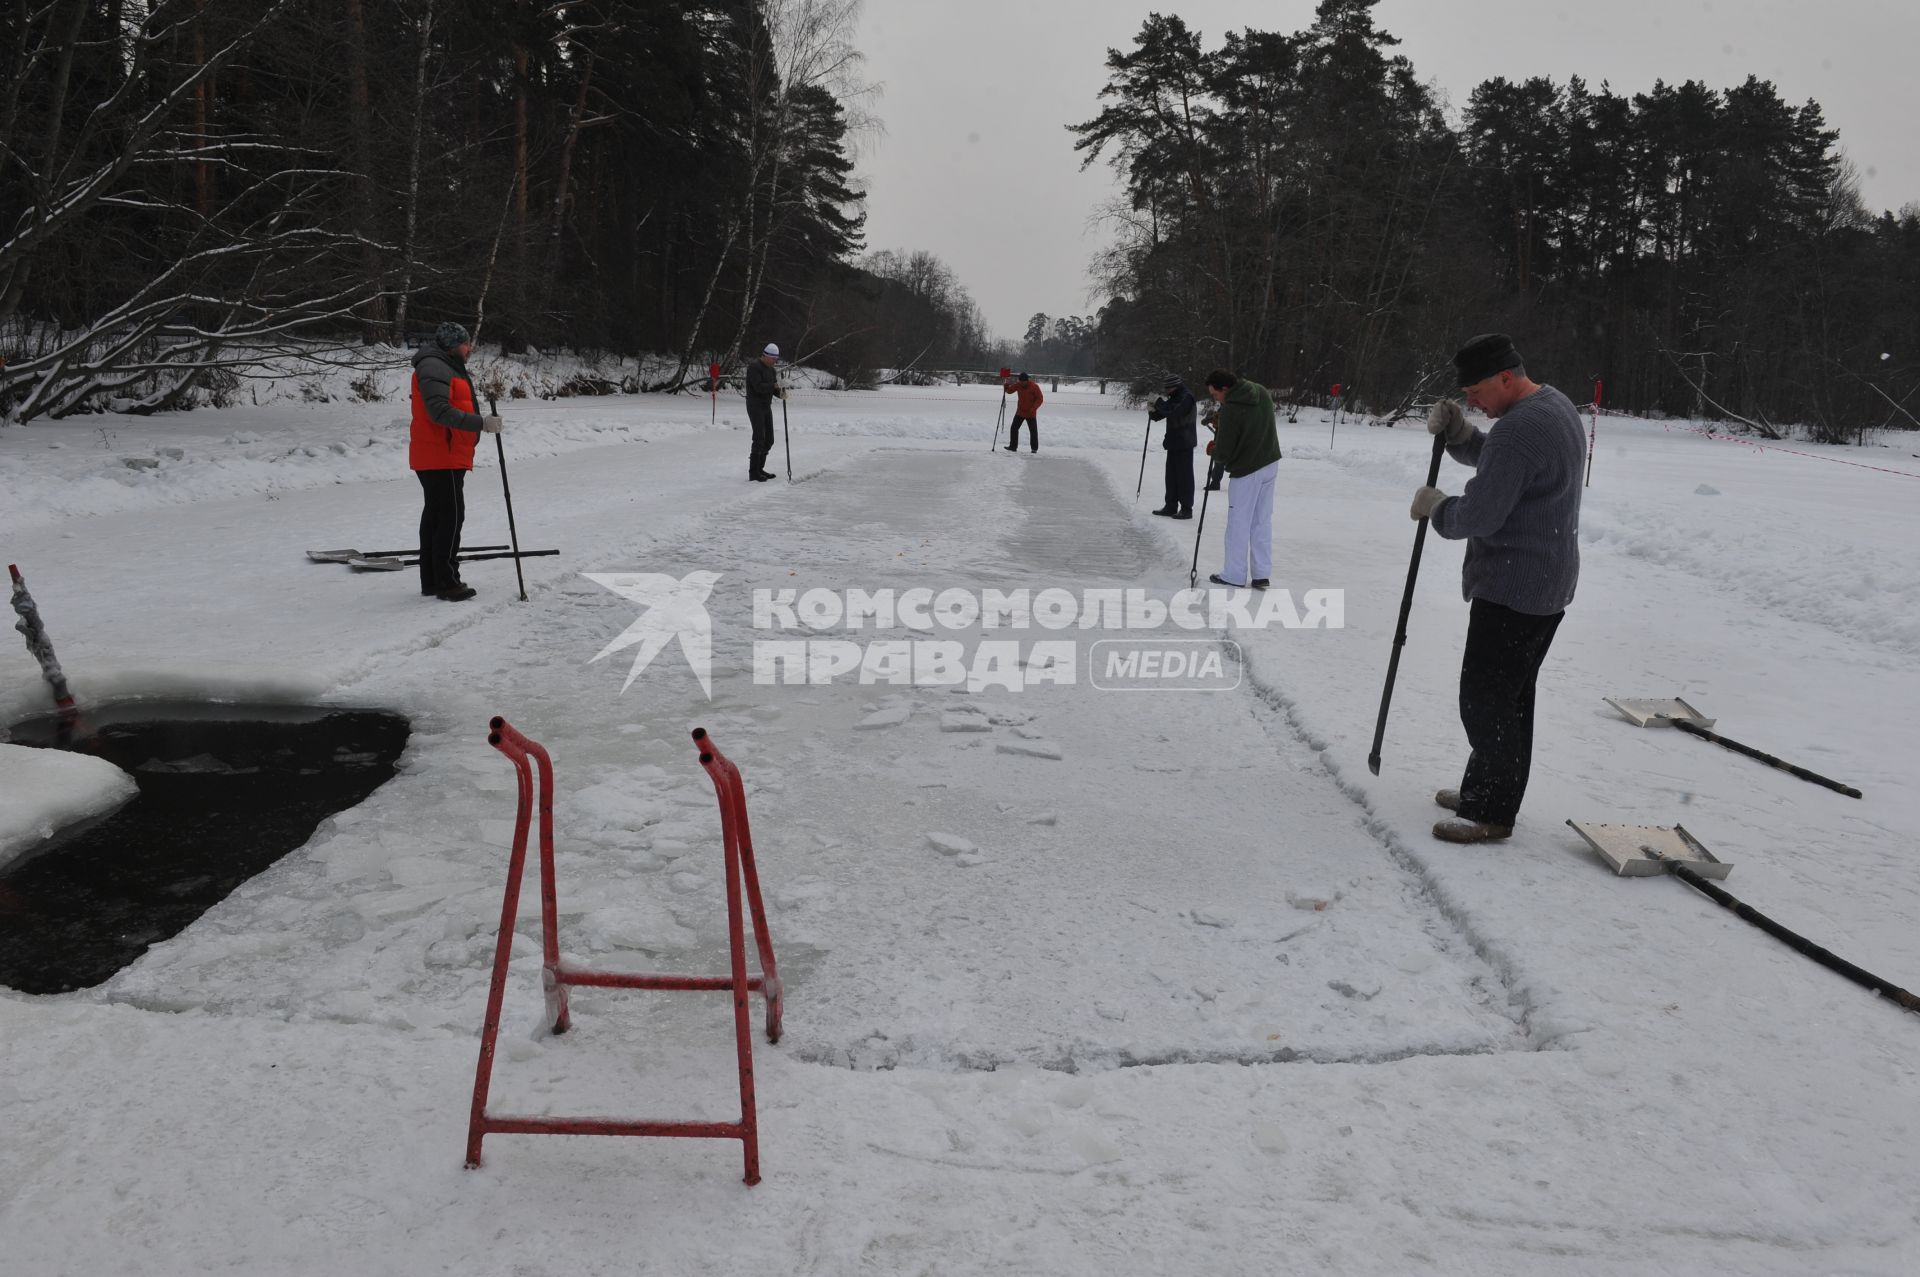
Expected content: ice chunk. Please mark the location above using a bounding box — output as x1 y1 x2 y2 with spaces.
579 901 698 954
856 705 913 729
1252 1121 1290 1153
939 711 992 733
926 832 976 856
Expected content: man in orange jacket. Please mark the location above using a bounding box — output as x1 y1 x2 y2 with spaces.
410 321 501 601
1002 370 1044 452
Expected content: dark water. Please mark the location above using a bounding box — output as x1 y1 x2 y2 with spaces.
1 702 409 994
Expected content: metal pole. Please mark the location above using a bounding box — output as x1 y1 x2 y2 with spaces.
1587 376 1600 488
1669 719 1862 799
1136 416 1152 498
1367 433 1447 775
485 396 528 601
1646 849 1917 1012
8 563 78 725
990 389 1007 451
1188 470 1214 589
781 386 792 482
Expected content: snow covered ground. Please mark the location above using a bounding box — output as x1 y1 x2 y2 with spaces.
2 382 1918 1274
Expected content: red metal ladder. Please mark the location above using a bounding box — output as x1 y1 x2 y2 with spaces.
464 718 783 1184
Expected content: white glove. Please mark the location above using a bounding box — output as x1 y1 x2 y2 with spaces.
1426 399 1472 446
777 388 788 401
481 415 503 434
1410 486 1448 521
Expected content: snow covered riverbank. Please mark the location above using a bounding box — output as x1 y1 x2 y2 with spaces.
2 384 1917 1274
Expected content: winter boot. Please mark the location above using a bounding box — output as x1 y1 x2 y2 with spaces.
1434 789 1461 811
436 583 478 602
1432 817 1511 844
1151 506 1177 517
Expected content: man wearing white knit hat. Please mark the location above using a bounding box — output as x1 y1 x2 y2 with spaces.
744 342 784 481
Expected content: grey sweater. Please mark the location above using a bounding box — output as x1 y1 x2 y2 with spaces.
1430 385 1585 615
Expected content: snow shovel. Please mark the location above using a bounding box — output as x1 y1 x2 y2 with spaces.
308 545 506 563
348 549 558 572
1568 820 1917 1014
1604 697 1862 799
1367 433 1448 775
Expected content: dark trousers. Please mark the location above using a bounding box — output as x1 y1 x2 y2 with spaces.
1205 456 1223 489
1164 446 1195 513
1456 599 1565 827
1007 415 1038 451
416 469 467 594
748 400 775 474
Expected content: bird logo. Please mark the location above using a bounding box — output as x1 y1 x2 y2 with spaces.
583 571 722 697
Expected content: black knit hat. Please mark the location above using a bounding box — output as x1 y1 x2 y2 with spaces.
1453 333 1523 387
435 321 472 351
1162 374 1184 391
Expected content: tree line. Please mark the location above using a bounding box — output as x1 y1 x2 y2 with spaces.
0 0 991 422
1075 0 1920 439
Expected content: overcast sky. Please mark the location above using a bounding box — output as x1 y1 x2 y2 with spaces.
852 0 1920 340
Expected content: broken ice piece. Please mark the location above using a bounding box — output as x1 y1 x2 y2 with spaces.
926 832 976 856
939 711 993 733
996 740 1063 761
856 705 913 729
1252 1121 1290 1153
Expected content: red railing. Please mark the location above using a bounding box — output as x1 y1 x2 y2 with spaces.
464 718 782 1184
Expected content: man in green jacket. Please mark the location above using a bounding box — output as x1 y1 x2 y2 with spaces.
1203 369 1282 588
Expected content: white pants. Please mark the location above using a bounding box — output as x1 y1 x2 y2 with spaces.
1219 460 1277 585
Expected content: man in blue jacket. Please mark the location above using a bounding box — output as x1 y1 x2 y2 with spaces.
1411 334 1584 844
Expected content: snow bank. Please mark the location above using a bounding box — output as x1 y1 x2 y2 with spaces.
0 742 135 869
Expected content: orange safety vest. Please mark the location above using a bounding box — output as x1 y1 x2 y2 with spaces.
409 370 479 471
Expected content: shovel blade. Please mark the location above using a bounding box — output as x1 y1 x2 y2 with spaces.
1604 697 1716 730
1566 820 1732 879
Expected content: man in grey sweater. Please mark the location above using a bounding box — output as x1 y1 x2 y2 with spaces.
1409 333 1584 844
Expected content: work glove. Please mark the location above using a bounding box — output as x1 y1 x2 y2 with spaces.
481 415 503 434
1205 439 1216 456
1410 485 1447 521
1426 398 1472 446
777 388 788 401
